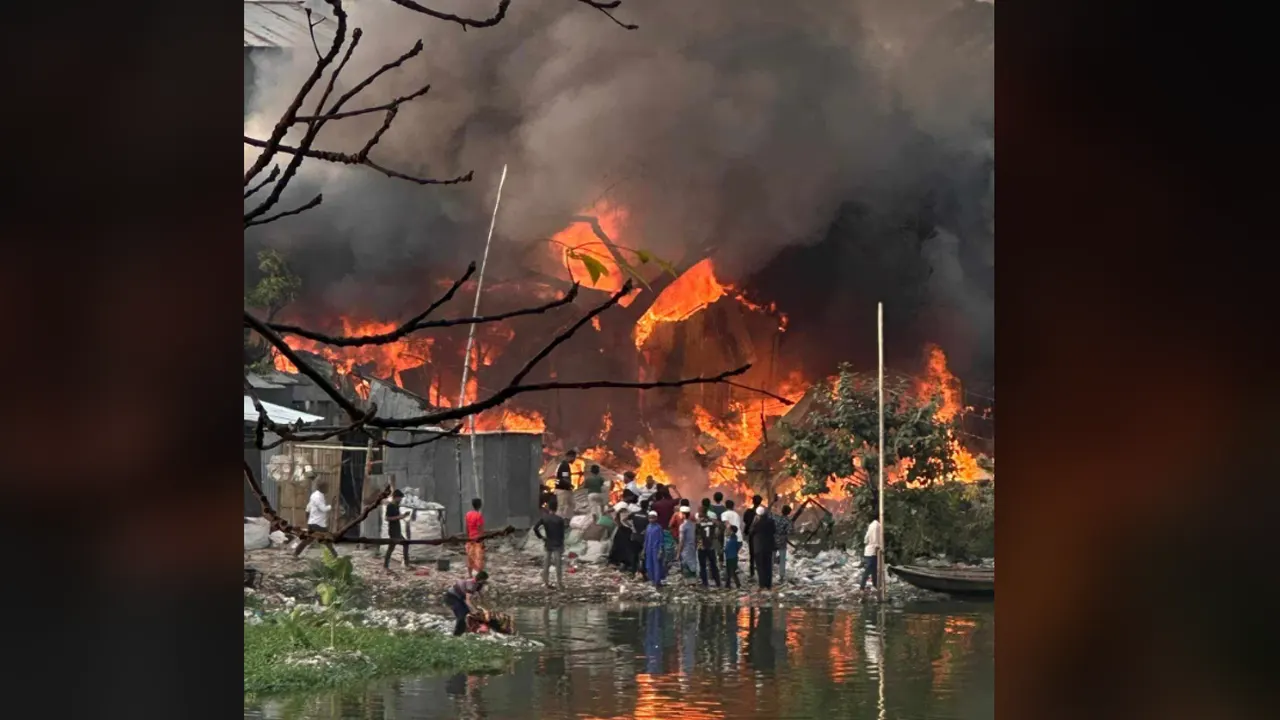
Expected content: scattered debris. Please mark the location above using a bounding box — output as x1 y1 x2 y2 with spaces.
246 530 992 612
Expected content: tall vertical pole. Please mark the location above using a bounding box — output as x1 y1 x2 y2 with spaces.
877 302 886 602
454 165 508 533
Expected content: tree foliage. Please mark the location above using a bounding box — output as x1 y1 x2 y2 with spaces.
778 364 957 500
244 249 302 372
244 249 302 319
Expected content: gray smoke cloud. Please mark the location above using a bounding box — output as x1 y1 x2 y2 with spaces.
245 0 993 362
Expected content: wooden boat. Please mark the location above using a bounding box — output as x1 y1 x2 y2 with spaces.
889 565 994 598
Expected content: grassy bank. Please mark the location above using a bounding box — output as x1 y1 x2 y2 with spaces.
244 622 512 698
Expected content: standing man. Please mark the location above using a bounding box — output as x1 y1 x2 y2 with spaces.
465 497 485 578
720 500 742 567
533 498 567 590
643 510 666 589
442 570 489 636
750 505 777 590
629 500 650 579
860 513 883 592
774 505 794 584
583 464 607 518
293 479 336 557
723 523 743 588
696 510 722 588
554 450 577 520
676 505 698 578
709 492 726 519
742 494 763 579
382 489 411 570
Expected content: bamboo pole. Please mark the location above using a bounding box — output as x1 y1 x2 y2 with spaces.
454 165 508 529
877 301 886 602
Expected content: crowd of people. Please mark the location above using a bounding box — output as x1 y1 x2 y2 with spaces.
351 449 888 635
529 451 830 594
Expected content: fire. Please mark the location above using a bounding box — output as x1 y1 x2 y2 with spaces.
549 200 638 307
628 442 671 487
468 407 546 434
915 344 986 483
633 258 788 349
269 316 432 388
599 411 612 441
634 258 728 348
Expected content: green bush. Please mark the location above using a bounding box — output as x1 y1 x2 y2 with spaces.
849 480 993 563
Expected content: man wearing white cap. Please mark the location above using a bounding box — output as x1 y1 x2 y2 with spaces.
642 509 666 588
676 505 697 577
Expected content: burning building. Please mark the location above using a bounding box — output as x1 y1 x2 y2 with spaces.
243 1 995 512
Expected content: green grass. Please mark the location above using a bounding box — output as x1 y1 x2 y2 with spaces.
244 621 513 698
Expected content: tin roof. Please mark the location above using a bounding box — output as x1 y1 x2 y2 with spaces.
244 395 325 424
244 1 337 49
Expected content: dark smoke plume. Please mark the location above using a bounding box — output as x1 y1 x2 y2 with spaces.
244 0 993 379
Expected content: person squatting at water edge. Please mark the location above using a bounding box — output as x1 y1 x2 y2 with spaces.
442 571 488 636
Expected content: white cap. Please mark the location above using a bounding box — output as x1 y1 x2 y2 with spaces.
755 506 766 515
647 510 658 517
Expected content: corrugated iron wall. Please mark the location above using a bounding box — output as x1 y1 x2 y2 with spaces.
381 431 542 535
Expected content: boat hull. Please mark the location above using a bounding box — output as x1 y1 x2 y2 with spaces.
889 565 994 598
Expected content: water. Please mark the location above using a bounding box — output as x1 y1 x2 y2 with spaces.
246 602 994 720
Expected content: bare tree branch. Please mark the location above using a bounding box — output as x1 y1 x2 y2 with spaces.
244 0 348 187
266 277 582 347
382 0 511 30
374 425 463 448
245 279 752 431
243 135 474 186
244 193 324 228
725 381 798 407
578 0 639 30
357 108 397 160
244 165 280 199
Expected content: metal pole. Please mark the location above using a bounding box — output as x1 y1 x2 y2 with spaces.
877 302 886 602
454 165 508 525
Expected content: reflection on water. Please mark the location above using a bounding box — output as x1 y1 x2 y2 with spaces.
246 603 993 720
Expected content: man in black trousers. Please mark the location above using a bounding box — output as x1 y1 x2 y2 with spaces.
742 494 763 579
750 505 777 590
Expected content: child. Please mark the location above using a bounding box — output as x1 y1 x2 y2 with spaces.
724 524 742 588
465 497 485 577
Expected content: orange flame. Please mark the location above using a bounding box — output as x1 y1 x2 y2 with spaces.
549 200 638 307
915 344 985 483
633 258 787 349
634 258 728 348
268 317 432 388
628 442 671 487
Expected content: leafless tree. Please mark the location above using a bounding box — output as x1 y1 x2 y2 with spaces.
242 0 748 548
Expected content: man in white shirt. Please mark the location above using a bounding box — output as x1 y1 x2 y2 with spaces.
859 515 882 591
719 500 743 565
293 479 337 557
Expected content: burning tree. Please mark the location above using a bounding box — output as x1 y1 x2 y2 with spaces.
242 0 748 548
778 363 994 561
778 365 958 501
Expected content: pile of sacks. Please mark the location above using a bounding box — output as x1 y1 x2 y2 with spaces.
517 514 611 564
243 517 288 551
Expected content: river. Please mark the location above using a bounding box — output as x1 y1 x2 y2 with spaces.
246 602 994 720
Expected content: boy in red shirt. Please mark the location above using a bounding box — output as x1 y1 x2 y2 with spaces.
465 497 485 577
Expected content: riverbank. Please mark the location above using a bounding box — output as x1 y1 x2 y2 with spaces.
244 618 526 698
246 531 990 613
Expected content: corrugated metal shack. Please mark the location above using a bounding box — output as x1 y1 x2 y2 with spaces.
244 1 338 115
244 371 544 535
